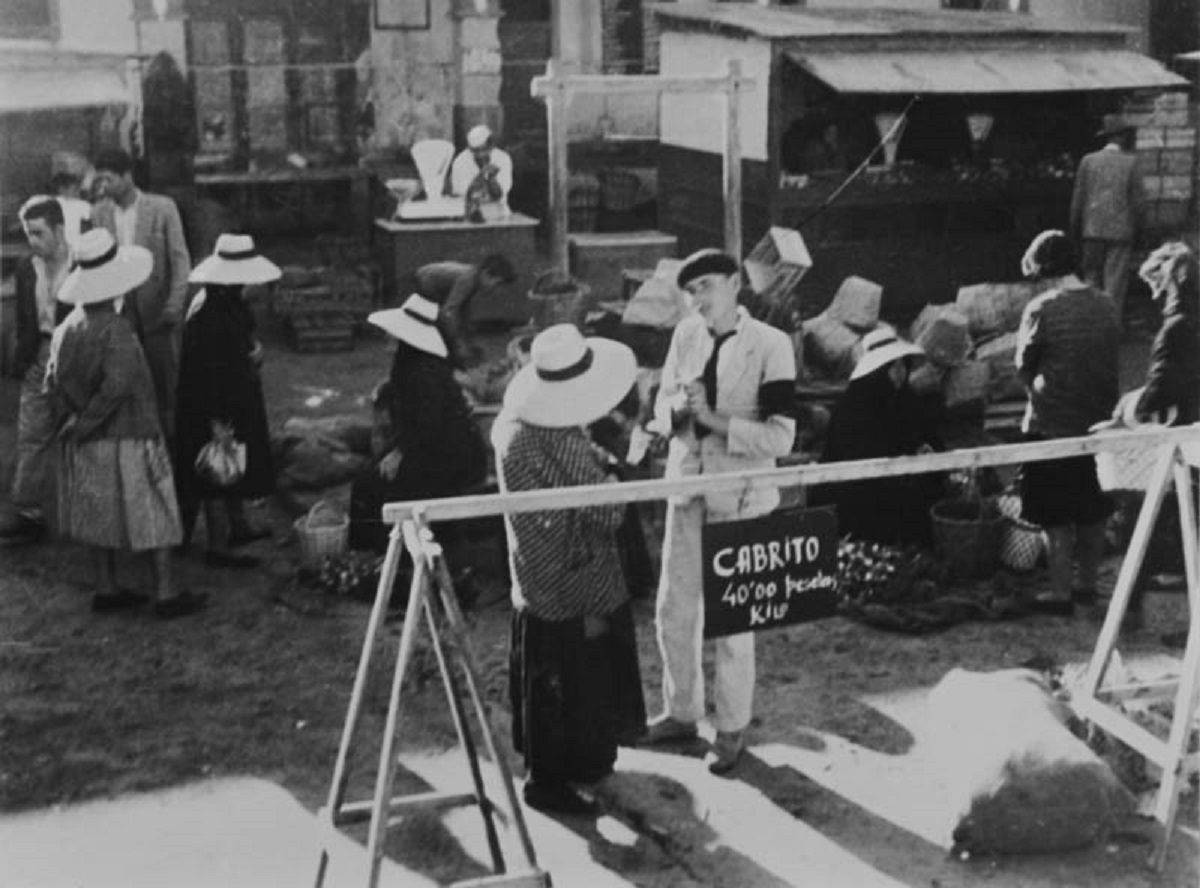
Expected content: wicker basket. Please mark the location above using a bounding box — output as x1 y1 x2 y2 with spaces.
294 501 349 568
930 497 1005 580
527 271 590 330
1000 516 1046 572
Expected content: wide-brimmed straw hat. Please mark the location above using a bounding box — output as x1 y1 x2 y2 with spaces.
503 324 637 428
190 233 281 285
851 326 924 380
57 228 152 306
367 294 447 358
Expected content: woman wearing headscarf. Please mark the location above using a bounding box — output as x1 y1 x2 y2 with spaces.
815 326 942 547
1100 241 1200 629
493 324 646 815
49 228 206 618
175 234 279 567
1016 230 1120 614
347 294 488 553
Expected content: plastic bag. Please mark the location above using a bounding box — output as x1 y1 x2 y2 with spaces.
195 424 247 487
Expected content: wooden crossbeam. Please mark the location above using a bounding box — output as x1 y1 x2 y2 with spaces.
384 425 1200 523
530 72 755 97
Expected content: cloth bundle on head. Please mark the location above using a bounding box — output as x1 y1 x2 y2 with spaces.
368 294 448 358
57 228 152 306
466 124 492 149
1138 241 1195 295
190 233 282 285
675 248 739 290
503 324 637 428
851 325 924 380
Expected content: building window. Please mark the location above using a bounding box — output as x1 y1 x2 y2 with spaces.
0 0 58 40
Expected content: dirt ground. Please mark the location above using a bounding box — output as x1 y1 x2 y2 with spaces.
1 301 1197 887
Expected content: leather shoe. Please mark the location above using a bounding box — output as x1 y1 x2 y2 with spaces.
706 730 745 776
522 781 598 816
641 714 699 746
154 591 209 620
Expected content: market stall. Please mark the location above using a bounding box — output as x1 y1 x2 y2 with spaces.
653 4 1188 321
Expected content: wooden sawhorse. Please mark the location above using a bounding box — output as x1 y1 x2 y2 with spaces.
314 516 550 888
1075 441 1200 871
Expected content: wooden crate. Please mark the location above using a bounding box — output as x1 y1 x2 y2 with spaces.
284 311 357 352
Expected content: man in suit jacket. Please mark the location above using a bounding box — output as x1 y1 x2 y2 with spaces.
1 197 74 544
1069 122 1145 329
91 148 191 437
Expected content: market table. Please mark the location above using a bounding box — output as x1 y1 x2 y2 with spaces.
372 214 540 326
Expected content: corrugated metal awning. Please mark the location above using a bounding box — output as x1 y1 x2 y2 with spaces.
0 57 130 112
787 49 1188 94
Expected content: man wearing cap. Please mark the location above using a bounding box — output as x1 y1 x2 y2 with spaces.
0 198 75 544
91 147 191 438
1069 121 1145 328
644 249 797 775
449 124 513 221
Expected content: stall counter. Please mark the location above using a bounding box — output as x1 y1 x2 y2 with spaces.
373 214 540 325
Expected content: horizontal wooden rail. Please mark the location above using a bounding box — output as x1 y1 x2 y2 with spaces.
530 73 755 98
382 425 1200 524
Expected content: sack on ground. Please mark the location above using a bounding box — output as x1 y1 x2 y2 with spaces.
924 668 1134 854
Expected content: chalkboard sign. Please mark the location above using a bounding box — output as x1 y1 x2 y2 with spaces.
701 506 839 639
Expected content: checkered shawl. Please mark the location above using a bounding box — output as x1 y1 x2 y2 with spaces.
496 421 628 621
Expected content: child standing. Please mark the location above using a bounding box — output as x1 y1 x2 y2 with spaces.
50 228 207 619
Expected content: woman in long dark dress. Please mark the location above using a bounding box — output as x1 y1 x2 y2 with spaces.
816 326 942 547
347 294 488 553
175 233 278 567
493 324 646 815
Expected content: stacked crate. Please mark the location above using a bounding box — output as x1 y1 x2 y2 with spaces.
1127 91 1197 234
273 266 374 353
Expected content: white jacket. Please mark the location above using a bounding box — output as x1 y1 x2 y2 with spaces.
653 308 796 519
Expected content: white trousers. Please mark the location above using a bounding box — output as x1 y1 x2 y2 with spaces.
655 496 755 733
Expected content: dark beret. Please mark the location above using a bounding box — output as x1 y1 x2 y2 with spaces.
676 249 740 290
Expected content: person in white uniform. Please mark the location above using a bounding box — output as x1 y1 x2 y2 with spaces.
449 124 513 221
643 249 797 775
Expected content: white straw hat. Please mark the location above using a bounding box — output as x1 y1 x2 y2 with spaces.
851 325 924 380
57 228 152 306
189 233 282 285
367 294 448 358
503 324 637 428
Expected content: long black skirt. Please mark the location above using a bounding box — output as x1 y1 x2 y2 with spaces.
509 602 646 787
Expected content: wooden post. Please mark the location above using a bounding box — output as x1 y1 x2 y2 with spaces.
723 59 743 262
539 59 570 276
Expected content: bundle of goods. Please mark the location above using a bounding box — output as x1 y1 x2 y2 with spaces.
801 312 864 379
836 538 1022 633
955 281 1037 339
826 275 882 331
996 491 1047 572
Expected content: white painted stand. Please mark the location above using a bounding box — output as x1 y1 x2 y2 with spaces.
1073 442 1200 871
314 517 548 888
